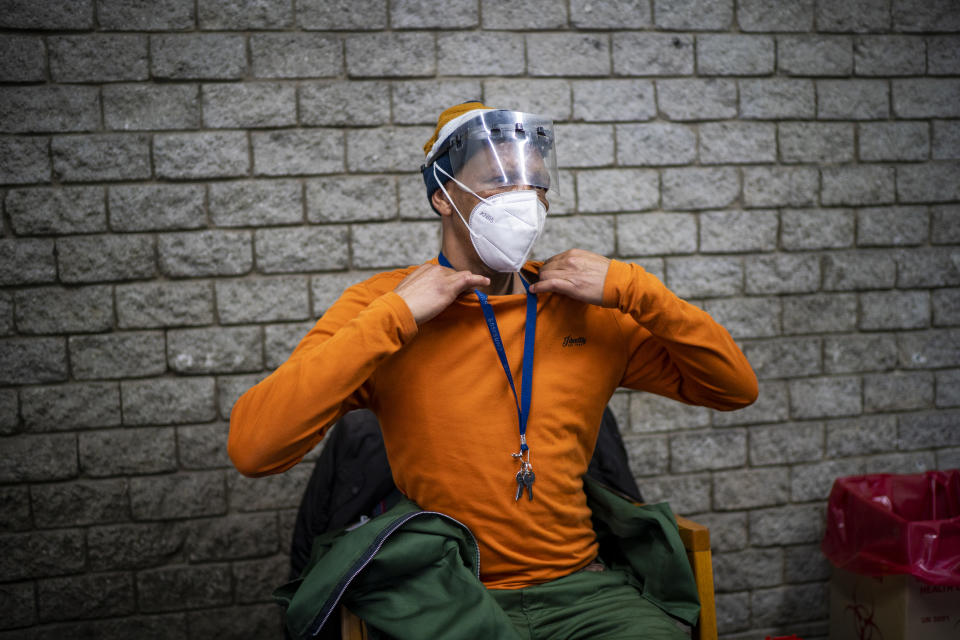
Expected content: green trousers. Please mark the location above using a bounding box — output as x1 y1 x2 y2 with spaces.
488 565 690 640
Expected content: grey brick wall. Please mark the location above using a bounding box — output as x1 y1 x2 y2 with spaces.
1 1 958 638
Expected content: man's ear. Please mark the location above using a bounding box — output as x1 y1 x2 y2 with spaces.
431 187 454 217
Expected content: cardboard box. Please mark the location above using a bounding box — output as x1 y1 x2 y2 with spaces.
829 567 960 640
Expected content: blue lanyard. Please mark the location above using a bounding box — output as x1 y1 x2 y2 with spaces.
438 253 537 453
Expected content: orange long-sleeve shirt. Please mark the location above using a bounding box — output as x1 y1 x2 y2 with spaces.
228 258 757 589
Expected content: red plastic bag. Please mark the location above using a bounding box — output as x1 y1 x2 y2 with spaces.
821 470 960 585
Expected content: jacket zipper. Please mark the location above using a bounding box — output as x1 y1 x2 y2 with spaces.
305 510 480 638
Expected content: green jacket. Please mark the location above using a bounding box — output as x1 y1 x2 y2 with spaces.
275 477 699 640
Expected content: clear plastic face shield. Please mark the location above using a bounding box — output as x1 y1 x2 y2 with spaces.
429 110 559 201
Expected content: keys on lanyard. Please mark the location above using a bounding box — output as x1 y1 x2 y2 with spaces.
514 457 535 501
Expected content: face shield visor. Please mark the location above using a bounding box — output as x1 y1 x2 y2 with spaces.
427 110 559 198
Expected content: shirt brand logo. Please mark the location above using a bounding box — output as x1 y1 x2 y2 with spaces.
562 335 586 347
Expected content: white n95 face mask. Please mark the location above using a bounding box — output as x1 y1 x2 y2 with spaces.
434 164 547 273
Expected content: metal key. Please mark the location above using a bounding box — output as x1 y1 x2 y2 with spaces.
523 468 535 501
515 470 525 501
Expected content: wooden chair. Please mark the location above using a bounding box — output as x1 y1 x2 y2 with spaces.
341 513 717 640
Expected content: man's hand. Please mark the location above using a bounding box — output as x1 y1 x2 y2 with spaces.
528 249 611 306
394 264 490 325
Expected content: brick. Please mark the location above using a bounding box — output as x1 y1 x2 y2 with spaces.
187 604 282 638
616 123 693 167
480 0 567 28
898 329 960 369
31 479 129 528
791 459 864 501
312 272 379 314
250 33 341 78
138 564 232 612
893 0 960 32
15 286 112 335
783 293 858 334
825 333 897 375
657 79 736 121
743 0 814 30
198 0 292 28
859 122 929 162
898 163 960 203
743 167 817 208
0 390 18 434
0 136 49 185
21 382 120 432
933 120 960 160
52 134 151 182
394 81 484 126
178 422 231 469
0 295 11 338
7 186 105 235
535 215 616 259
934 289 960 327
622 435 670 477
548 170 576 215
577 170 659 213
750 422 823 465
300 81 390 126
617 213 696 256
854 35 925 76
567 0 647 27
37 572 134 622
691 512 747 553
818 79 889 119
437 32 524 76
818 0 890 32
390 0 477 27
263 321 312 368
109 184 205 232
632 473 712 514
742 337 821 379
306 177 395 223
662 167 738 210
87 521 186 571
351 221 438 269
702 297 779 339
653 0 731 29
778 35 853 75
117 281 214 329
69 332 165 380
700 209 777 253
254 129 343 176
554 124 614 169
740 79 814 119
714 468 789 510
97 0 194 29
202 83 296 129
233 555 288 603
893 79 960 118
779 122 854 164
49 35 147 82
346 33 435 78
864 451 936 475
0 337 67 384
713 547 785 590
130 471 225 520
121 378 217 426
0 433 76 482
822 250 896 290
0 486 30 531
484 79 572 120
297 0 386 29
255 226 350 273
0 530 84 582
931 205 960 244
714 592 750 632
59 234 154 283
745 254 819 295
0 580 35 629
939 447 960 469
527 33 610 76
612 33 694 76
151 34 246 80
698 34 773 75
0 34 45 82
859 208 929 250
826 414 897 457
822 166 895 206
670 429 746 472
79 428 177 478
158 230 252 277
0 0 91 28
865 371 934 412
751 584 828 627
572 80 654 123
227 464 312 511
216 276 310 323
898 248 960 287
713 381 790 427
750 504 824 547
789 376 862 419
155 131 248 180
217 373 267 419
936 370 960 407
781 208 854 251
928 35 960 75
186 513 276 561
210 180 300 227
0 86 99 134
701 122 776 164
168 327 262 374
665 256 742 297
628 391 710 433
